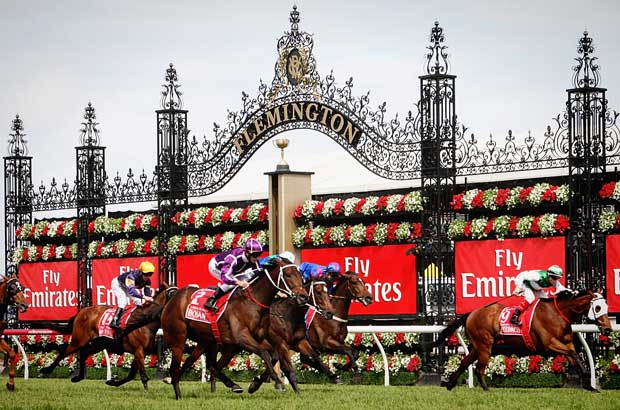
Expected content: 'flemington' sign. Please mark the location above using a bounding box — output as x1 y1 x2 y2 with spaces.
233 101 363 155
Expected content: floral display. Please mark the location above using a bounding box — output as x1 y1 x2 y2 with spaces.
443 354 569 379
450 183 570 211
87 238 159 258
599 181 620 201
598 209 620 233
293 191 425 221
12 243 78 264
171 203 269 228
16 214 159 241
166 230 268 255
292 222 422 248
447 213 570 240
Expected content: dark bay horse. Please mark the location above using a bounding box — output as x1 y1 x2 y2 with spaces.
0 276 29 391
248 271 373 393
40 285 177 389
428 290 612 391
160 257 308 400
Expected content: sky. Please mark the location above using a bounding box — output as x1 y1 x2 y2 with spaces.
1 1 619 224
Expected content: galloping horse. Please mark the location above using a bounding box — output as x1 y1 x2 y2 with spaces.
0 275 29 391
40 285 177 389
248 271 373 393
428 289 612 391
160 257 308 400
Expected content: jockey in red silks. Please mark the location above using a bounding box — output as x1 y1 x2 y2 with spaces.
203 238 263 310
510 264 569 326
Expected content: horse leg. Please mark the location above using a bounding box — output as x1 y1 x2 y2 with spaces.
474 349 491 391
107 357 139 387
0 339 16 391
71 344 101 383
276 343 300 394
40 340 79 375
298 340 341 384
236 330 284 388
441 348 479 391
168 342 185 400
179 344 205 378
546 339 595 391
212 346 244 393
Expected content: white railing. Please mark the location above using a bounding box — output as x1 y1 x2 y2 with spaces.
7 324 620 389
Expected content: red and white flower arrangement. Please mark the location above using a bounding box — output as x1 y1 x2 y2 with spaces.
292 222 422 248
447 214 570 240
293 191 425 221
12 244 78 264
171 203 269 228
450 183 570 211
166 230 268 255
598 209 620 233
599 181 620 200
444 354 569 379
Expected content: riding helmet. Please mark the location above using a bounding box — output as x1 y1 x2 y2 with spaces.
245 238 263 255
326 262 341 273
547 265 563 278
139 261 156 275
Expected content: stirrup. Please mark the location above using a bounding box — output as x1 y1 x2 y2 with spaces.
204 298 217 310
510 316 522 326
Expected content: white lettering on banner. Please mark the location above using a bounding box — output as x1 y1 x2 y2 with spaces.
95 285 118 306
42 270 60 286
494 249 523 270
119 265 132 274
344 257 370 277
614 269 620 295
460 272 517 298
24 287 78 308
364 281 402 302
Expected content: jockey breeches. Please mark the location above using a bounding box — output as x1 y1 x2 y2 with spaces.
522 287 546 304
111 278 144 308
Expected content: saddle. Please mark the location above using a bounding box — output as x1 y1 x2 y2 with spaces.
98 306 137 339
498 300 540 351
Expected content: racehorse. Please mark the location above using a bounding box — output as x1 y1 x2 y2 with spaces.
248 271 373 393
181 278 336 394
427 289 612 391
40 285 177 389
0 275 29 391
160 257 308 400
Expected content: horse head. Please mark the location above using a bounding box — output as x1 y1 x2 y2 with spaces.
306 280 334 319
562 289 613 335
1 276 28 313
265 257 308 305
339 271 373 306
152 283 179 306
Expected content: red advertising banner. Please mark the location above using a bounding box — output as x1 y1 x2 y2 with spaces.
605 234 620 312
302 244 416 316
176 254 220 289
18 261 78 321
91 257 159 306
454 237 566 314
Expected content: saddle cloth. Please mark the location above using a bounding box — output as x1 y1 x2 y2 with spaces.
97 305 137 339
498 299 540 351
185 288 236 344
304 306 318 339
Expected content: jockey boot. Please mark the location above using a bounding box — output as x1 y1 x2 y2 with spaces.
510 309 523 326
110 307 124 329
204 287 226 310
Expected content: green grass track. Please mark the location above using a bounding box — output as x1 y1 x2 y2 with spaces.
1 379 620 410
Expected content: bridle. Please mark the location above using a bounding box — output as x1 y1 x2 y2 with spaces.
2 277 24 305
263 263 305 299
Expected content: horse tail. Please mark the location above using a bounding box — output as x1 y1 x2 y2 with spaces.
421 313 470 352
46 315 76 334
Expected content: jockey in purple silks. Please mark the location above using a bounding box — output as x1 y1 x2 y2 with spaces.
110 261 155 329
203 238 264 310
510 264 569 326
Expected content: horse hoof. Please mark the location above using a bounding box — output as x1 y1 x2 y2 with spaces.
332 376 343 385
248 381 260 394
6 383 15 391
440 379 455 391
275 383 286 392
70 376 83 383
162 377 172 384
231 385 244 394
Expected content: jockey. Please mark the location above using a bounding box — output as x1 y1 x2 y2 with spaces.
510 264 569 326
203 238 263 310
298 261 341 284
110 261 155 329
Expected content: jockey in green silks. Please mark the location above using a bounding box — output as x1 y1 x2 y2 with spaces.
510 264 569 326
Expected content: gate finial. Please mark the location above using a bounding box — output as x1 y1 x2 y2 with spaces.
7 114 28 156
572 31 600 88
290 5 300 34
161 62 183 110
425 21 450 75
79 102 100 147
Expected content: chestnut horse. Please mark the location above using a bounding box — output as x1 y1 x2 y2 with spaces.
0 276 29 391
428 289 612 391
248 271 373 393
179 278 335 394
40 285 177 389
160 257 308 400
